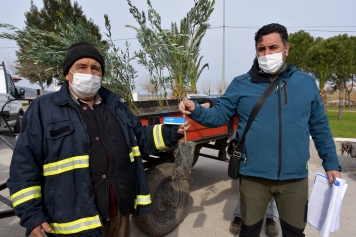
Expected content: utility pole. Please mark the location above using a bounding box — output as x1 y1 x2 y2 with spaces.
222 0 226 93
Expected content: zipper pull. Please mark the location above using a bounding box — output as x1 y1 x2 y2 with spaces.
282 80 288 106
244 158 247 164
281 81 286 89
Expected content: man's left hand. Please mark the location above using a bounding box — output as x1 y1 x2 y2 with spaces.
177 120 191 134
326 170 342 186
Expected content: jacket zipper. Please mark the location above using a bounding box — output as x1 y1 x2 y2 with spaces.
277 83 282 180
281 80 288 106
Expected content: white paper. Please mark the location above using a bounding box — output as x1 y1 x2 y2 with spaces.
307 172 347 237
331 183 348 232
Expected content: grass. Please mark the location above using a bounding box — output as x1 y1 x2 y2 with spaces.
326 109 356 138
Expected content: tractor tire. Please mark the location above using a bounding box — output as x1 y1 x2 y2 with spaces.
134 162 189 237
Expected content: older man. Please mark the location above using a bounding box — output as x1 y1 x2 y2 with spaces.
7 42 190 237
179 23 341 237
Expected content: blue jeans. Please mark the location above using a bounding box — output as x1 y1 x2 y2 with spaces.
233 192 279 222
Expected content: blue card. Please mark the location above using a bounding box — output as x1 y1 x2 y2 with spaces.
163 117 186 125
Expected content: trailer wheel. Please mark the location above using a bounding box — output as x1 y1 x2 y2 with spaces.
134 162 189 237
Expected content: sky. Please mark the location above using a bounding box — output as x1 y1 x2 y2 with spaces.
1 0 356 93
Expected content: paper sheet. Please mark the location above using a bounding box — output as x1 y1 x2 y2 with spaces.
307 172 347 237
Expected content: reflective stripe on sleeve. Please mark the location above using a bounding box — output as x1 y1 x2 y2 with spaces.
10 186 41 207
134 194 152 209
153 125 167 150
43 155 89 176
129 146 141 163
49 215 102 234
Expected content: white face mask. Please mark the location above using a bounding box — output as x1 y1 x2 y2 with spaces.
257 50 285 74
70 71 101 98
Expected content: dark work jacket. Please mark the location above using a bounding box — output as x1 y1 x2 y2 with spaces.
7 80 183 236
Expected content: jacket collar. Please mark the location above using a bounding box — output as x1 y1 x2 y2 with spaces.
98 86 122 107
54 80 75 106
248 58 297 83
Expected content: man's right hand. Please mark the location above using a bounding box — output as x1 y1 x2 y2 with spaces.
179 99 196 115
31 222 52 237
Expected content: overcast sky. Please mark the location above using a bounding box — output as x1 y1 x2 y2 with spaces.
1 0 356 93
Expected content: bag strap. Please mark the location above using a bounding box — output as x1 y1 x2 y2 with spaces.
237 78 280 151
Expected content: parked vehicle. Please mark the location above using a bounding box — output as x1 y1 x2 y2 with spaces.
0 61 25 133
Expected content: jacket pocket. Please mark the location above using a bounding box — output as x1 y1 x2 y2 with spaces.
45 122 74 139
44 121 75 161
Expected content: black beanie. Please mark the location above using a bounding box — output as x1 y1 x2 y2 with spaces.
62 42 105 76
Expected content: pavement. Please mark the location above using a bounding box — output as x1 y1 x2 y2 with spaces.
0 132 356 237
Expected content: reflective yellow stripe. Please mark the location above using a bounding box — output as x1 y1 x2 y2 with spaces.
11 186 41 207
153 125 167 150
49 215 101 234
43 155 89 176
129 152 134 163
134 194 152 209
132 146 140 156
129 146 141 163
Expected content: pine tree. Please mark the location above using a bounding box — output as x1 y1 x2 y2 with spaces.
16 0 102 93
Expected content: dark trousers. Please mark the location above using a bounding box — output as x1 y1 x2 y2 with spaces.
239 176 308 237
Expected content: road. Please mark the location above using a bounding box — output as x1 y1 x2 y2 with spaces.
1 135 355 237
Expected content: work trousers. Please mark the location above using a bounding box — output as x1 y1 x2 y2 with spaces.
239 176 308 237
233 194 279 222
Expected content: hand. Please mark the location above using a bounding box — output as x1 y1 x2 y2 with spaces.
200 102 211 109
177 120 191 134
178 99 195 115
326 170 342 186
31 222 52 237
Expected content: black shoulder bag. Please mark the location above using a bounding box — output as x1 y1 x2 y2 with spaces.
227 78 280 180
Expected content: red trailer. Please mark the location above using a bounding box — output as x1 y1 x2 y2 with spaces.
134 98 237 237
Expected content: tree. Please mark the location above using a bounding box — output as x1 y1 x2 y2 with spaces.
215 78 228 96
103 14 139 113
126 0 214 100
307 35 356 120
345 75 355 109
168 0 214 95
286 30 315 71
1 17 106 80
303 37 333 109
1 14 142 111
138 75 155 99
287 31 332 109
16 0 102 85
24 0 101 42
16 60 53 95
126 0 188 111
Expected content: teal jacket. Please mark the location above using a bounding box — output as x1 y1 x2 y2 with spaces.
191 62 341 180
